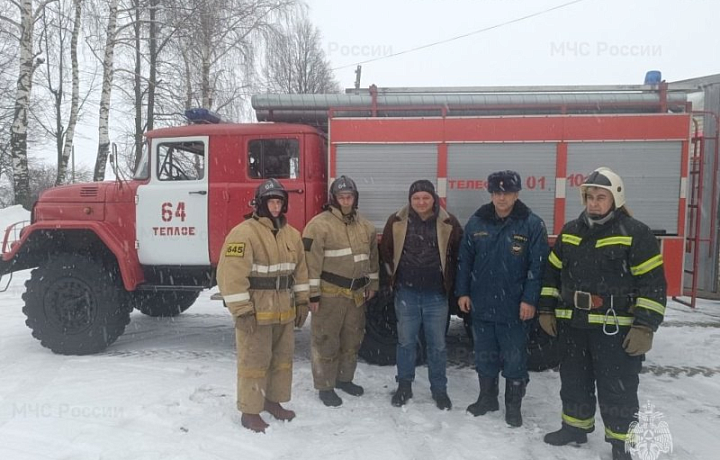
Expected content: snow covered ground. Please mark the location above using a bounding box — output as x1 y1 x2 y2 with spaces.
0 206 719 460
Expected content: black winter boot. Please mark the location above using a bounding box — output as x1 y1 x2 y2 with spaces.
466 376 499 416
431 390 452 411
391 380 413 407
319 389 343 407
544 426 589 446
335 380 364 396
612 444 632 460
504 379 526 427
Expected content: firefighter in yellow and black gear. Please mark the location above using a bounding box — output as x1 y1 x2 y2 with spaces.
302 175 380 407
539 167 666 460
217 178 309 433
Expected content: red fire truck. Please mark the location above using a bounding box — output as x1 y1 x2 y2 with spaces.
0 83 692 365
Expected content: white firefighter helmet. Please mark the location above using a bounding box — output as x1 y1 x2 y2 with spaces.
580 167 625 209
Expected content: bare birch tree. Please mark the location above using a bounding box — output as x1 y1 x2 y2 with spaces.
32 0 84 185
0 29 18 197
92 0 119 181
56 0 82 185
263 10 340 94
169 0 295 114
2 0 57 208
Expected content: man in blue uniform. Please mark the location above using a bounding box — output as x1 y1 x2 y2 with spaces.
539 167 666 460
456 170 549 427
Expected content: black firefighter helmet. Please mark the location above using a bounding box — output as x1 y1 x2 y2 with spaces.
253 178 288 215
329 175 359 209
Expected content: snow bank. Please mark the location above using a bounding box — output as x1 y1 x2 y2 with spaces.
0 205 30 235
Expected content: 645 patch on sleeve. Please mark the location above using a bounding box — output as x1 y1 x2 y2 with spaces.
225 243 246 257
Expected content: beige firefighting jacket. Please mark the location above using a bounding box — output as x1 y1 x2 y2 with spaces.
302 206 380 304
217 215 309 325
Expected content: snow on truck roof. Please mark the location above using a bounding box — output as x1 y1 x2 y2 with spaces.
145 122 321 139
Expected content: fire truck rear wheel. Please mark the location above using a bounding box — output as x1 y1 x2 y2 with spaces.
22 255 132 355
133 291 200 317
359 292 426 366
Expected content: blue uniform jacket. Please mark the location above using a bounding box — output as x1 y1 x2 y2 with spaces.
455 200 549 324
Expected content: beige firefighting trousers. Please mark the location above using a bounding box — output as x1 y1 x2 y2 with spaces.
311 295 366 390
235 321 294 414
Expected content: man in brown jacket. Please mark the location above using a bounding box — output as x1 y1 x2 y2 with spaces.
217 178 309 433
302 176 379 407
381 180 463 410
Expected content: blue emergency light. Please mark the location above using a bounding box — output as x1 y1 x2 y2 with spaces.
644 70 662 85
185 108 223 124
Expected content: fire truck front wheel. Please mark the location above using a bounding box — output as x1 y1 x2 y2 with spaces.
133 291 200 317
22 254 132 355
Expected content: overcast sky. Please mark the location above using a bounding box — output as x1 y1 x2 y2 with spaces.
65 0 719 172
306 0 719 88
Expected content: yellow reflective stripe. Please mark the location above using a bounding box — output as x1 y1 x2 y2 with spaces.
605 427 629 441
631 254 663 276
588 314 634 326
636 297 666 315
561 234 582 246
541 287 560 298
562 413 594 430
549 251 563 269
595 236 633 248
256 309 296 322
238 367 266 379
556 309 573 319
271 361 292 372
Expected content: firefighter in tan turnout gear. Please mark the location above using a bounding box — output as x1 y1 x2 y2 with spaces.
539 167 666 460
217 178 309 433
302 176 380 407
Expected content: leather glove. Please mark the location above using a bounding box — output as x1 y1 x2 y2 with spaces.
235 314 257 334
538 312 557 337
295 303 309 328
622 325 654 356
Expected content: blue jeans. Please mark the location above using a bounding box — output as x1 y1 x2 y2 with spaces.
472 319 529 380
394 287 448 393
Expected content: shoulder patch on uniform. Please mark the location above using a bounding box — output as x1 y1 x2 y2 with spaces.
303 237 313 252
225 243 245 257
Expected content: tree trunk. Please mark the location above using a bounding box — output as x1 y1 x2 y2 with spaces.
57 0 82 185
10 0 36 208
93 0 119 182
133 0 142 172
147 0 157 131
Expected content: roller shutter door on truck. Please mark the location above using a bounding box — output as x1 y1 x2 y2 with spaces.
565 141 682 235
446 143 556 229
335 144 437 229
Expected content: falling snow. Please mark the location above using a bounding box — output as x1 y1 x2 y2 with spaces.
0 206 719 460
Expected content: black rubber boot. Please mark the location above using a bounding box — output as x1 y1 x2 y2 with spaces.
612 444 632 460
466 376 499 416
319 389 343 407
431 390 452 411
504 379 526 427
544 426 589 446
391 380 413 407
335 380 364 396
